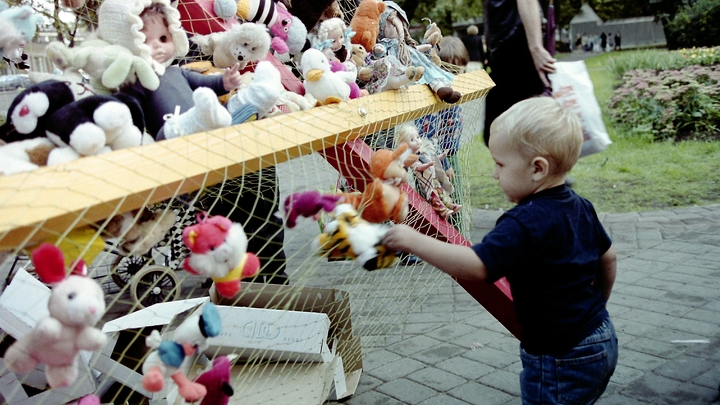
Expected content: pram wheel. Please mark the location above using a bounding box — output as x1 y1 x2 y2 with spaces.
129 265 180 308
111 254 149 288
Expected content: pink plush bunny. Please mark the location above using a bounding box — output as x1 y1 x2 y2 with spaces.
3 243 107 388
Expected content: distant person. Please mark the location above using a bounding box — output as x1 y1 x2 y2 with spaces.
607 31 614 50
581 33 588 52
600 31 607 52
614 31 621 50
461 24 486 72
575 33 582 51
382 97 619 405
481 0 555 146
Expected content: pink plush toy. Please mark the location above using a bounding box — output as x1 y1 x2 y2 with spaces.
2 243 107 388
195 355 235 405
182 213 261 297
283 190 342 228
268 2 309 59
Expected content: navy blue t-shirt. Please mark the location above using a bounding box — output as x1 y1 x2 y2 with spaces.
473 185 612 355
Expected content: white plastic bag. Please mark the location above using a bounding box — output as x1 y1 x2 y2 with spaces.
548 61 612 157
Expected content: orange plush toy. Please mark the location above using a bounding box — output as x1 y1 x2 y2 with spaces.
343 144 412 224
350 0 387 53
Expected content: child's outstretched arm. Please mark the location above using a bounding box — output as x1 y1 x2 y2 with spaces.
595 245 617 301
382 224 488 282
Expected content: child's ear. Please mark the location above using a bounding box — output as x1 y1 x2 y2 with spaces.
531 156 549 181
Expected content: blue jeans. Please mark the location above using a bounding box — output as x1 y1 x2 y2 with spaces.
519 318 618 405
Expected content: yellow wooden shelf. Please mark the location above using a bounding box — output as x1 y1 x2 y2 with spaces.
0 70 493 251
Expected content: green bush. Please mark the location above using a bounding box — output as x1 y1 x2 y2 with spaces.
603 47 720 78
607 65 720 141
665 0 720 49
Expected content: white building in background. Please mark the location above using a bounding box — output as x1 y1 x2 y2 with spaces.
570 4 667 50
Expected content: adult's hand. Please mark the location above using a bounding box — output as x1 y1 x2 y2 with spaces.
517 0 556 88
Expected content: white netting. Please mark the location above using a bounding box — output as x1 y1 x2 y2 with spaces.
0 1 499 404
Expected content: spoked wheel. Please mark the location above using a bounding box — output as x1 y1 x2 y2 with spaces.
129 265 180 308
111 254 150 288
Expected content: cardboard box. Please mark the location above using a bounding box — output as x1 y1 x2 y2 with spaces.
206 305 333 363
210 282 363 403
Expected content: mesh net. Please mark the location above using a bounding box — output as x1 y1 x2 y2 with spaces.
0 1 499 404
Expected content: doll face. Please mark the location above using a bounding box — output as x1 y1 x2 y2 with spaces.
403 129 422 153
141 14 176 64
328 26 345 51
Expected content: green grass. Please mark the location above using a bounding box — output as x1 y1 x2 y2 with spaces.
466 50 720 213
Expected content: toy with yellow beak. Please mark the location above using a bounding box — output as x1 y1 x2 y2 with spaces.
301 48 355 106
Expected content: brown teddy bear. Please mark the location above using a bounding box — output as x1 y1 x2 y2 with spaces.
350 0 386 53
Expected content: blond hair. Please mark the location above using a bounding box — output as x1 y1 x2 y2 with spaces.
467 25 479 36
438 36 469 67
491 97 583 174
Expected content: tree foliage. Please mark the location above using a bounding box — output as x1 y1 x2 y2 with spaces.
5 0 99 46
665 0 720 49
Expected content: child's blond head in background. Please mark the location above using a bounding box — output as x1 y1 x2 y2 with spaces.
491 97 583 175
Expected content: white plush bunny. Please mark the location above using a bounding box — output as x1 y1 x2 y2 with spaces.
2 243 107 388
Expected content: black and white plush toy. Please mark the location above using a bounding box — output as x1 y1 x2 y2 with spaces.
45 93 151 165
0 80 75 144
0 80 74 174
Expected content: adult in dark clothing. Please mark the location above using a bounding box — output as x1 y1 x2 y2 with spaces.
482 0 556 146
461 24 486 67
614 32 621 50
600 31 607 51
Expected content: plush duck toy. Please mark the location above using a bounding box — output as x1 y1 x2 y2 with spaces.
301 48 354 105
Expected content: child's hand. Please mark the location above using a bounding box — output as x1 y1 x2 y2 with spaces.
222 63 243 91
382 224 417 252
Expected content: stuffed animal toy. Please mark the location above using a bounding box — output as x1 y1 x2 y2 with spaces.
376 2 461 104
3 243 107 388
359 50 425 95
191 22 272 70
301 48 354 105
328 59 366 99
0 80 75 144
313 203 397 270
44 93 150 165
226 60 283 119
0 5 42 63
46 39 160 93
236 0 279 25
28 69 97 100
395 123 461 218
195 355 236 405
343 177 408 224
0 137 56 175
283 190 342 228
340 145 412 224
182 213 261 297
370 143 415 186
349 0 386 54
422 21 443 66
102 207 177 256
142 303 222 402
213 0 240 21
268 2 309 60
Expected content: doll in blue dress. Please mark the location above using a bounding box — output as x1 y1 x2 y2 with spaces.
375 2 461 104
